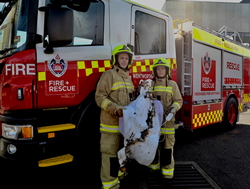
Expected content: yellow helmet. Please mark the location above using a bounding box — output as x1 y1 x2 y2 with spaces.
111 44 133 67
152 57 171 77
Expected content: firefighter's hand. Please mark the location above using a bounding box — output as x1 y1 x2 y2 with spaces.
114 106 126 117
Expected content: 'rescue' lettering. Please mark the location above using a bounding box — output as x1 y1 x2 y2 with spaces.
227 62 240 71
5 64 35 75
202 77 215 89
49 80 76 92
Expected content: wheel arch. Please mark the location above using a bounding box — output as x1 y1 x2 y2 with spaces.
223 93 238 112
70 71 103 132
223 93 239 123
70 89 101 187
69 90 100 135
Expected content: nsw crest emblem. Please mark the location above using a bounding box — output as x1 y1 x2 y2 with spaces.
48 54 68 77
203 52 211 75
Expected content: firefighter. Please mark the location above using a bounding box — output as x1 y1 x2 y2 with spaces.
149 57 183 185
95 44 134 189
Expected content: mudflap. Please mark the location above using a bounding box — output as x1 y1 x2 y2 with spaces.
120 160 148 189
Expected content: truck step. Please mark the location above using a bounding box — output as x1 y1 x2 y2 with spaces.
37 123 76 133
38 154 74 167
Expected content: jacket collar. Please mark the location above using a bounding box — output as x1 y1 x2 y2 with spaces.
113 65 129 78
155 77 168 83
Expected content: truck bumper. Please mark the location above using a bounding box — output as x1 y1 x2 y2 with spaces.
0 136 75 166
0 109 77 166
0 138 38 160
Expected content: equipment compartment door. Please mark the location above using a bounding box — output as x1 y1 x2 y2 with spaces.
243 58 250 106
193 42 222 102
223 52 243 88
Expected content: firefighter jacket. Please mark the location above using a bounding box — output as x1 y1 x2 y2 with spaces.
151 78 183 134
95 65 134 134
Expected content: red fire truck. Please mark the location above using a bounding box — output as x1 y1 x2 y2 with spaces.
174 20 250 131
0 0 249 168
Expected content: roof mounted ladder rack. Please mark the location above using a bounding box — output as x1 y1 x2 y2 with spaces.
218 25 243 44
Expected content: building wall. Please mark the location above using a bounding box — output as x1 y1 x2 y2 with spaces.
164 2 250 43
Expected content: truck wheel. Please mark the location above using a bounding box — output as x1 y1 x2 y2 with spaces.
223 98 237 130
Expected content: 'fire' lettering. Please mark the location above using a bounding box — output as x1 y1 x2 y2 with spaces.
5 63 35 75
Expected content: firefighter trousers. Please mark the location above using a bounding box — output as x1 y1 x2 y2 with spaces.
100 133 123 189
149 134 175 179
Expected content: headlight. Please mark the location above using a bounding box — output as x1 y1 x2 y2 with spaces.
2 123 33 140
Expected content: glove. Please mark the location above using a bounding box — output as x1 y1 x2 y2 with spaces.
165 113 173 121
164 107 176 122
169 107 177 114
114 106 127 117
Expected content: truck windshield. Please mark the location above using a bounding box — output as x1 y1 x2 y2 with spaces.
0 0 29 56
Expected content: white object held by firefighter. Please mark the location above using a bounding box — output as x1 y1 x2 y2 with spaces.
118 79 163 167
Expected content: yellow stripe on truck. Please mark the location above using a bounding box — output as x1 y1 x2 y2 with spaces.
193 27 250 58
38 72 46 81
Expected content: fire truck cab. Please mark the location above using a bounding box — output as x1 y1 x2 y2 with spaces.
0 0 176 167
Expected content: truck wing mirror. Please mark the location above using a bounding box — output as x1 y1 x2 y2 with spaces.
42 6 73 54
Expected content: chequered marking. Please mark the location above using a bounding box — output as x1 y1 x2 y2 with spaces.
132 58 177 73
193 110 222 128
239 103 243 112
243 94 250 103
77 60 111 77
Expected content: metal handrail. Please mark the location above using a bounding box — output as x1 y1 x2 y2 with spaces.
173 19 189 36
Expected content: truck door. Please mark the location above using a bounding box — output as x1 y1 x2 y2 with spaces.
36 0 111 109
130 5 174 87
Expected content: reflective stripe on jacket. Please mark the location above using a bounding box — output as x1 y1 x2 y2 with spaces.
151 78 183 130
95 65 134 134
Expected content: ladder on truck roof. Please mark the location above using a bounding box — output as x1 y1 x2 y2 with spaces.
192 22 250 48
218 25 249 47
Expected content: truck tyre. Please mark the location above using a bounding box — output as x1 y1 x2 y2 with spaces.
223 98 237 130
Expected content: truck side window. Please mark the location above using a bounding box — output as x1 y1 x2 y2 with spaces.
134 11 166 55
72 1 104 46
45 1 104 46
